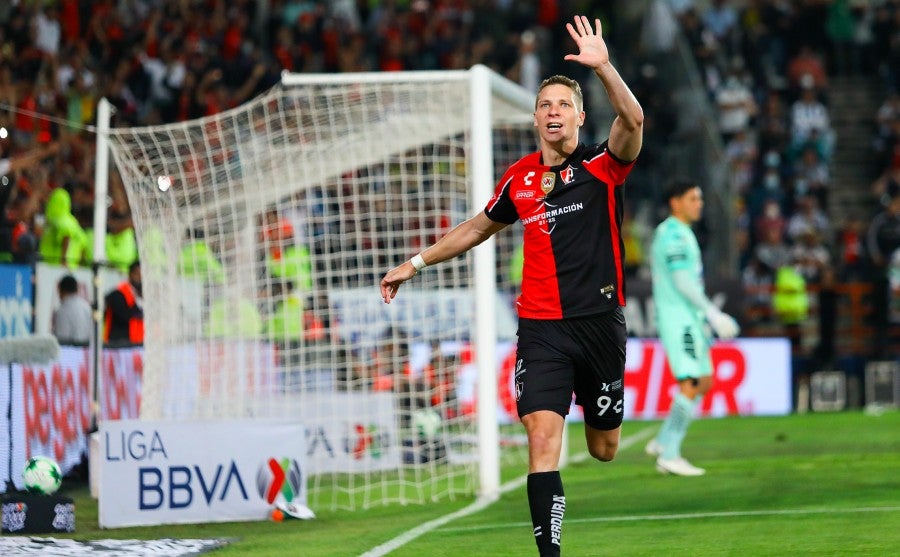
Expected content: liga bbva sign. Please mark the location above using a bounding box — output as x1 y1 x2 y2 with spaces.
98 419 306 528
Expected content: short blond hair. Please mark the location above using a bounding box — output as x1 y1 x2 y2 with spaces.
536 75 583 112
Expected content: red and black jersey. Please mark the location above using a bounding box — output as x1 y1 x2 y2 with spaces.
485 142 635 319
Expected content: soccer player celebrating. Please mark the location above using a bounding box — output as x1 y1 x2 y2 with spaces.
380 15 643 557
646 179 741 476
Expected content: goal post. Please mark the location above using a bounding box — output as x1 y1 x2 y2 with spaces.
98 65 536 509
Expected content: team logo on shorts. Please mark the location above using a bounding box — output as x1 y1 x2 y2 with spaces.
514 359 526 401
541 172 556 195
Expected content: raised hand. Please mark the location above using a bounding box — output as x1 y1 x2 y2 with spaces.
563 15 610 70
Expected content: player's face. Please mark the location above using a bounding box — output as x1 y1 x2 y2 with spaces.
672 187 704 224
534 84 584 144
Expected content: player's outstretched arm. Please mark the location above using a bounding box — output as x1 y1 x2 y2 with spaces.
380 212 507 304
671 269 741 339
564 15 643 161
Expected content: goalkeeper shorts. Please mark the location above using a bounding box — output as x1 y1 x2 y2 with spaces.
514 307 626 431
658 320 713 380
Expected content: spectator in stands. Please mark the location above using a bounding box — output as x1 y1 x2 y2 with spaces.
786 194 831 246
873 92 900 172
871 152 900 208
52 273 92 346
512 30 542 94
104 260 143 346
757 89 791 154
747 150 787 219
38 185 87 267
792 144 831 208
715 58 759 143
0 141 59 263
789 76 835 161
32 4 61 59
836 214 869 281
754 198 787 245
359 327 410 393
678 7 722 98
753 224 792 276
724 128 758 195
866 192 900 357
786 45 828 93
742 253 774 323
733 196 752 268
0 195 40 264
791 227 831 285
702 0 740 56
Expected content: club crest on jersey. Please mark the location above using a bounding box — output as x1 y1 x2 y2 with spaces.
560 165 575 185
541 172 556 195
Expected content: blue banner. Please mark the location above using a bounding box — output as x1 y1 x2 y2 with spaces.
0 263 33 338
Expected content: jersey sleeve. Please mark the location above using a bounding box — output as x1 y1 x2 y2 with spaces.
583 141 636 186
662 228 692 272
483 167 520 224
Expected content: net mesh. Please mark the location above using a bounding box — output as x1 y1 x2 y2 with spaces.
104 71 534 509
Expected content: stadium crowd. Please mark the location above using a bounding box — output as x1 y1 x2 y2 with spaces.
641 0 900 363
0 0 898 362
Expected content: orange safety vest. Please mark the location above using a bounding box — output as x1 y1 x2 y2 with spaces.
104 282 144 344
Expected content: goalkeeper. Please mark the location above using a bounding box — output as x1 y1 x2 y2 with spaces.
381 15 643 557
645 179 740 476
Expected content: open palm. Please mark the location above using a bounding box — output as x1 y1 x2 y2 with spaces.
563 15 610 69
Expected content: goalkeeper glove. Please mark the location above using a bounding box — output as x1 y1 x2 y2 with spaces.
705 306 741 339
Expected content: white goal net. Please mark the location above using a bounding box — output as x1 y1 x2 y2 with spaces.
101 66 536 510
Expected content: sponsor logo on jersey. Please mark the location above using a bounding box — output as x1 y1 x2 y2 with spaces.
516 190 536 199
601 379 623 392
600 284 615 299
514 359 525 401
521 201 585 235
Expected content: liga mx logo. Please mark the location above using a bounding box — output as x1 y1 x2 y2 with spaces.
256 458 303 504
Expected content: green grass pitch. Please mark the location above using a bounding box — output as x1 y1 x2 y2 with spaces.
33 410 900 556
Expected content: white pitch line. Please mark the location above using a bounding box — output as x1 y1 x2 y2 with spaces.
358 425 656 557
437 506 900 533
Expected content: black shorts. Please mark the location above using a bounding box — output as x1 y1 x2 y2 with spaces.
514 307 626 431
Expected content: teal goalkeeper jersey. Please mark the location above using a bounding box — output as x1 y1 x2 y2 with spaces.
650 216 705 331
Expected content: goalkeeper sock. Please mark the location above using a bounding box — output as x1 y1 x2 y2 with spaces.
527 471 565 557
660 393 699 460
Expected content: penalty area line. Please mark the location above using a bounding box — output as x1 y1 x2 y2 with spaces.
357 425 656 557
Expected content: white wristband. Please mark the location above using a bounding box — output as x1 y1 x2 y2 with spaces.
411 254 427 272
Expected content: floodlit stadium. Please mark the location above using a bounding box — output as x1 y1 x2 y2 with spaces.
0 1 898 555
